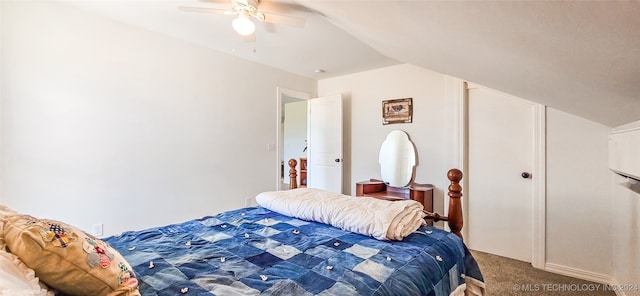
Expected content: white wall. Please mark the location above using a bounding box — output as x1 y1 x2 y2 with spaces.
611 121 640 296
0 1 314 236
546 108 613 281
318 64 450 211
0 0 3 198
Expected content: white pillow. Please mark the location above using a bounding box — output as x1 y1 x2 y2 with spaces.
0 249 53 296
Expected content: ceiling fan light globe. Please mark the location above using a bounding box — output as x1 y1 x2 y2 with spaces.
232 16 255 36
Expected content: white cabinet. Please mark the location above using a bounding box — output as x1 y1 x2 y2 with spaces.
609 120 640 180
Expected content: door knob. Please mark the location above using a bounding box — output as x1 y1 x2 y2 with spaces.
335 159 340 163
521 172 531 179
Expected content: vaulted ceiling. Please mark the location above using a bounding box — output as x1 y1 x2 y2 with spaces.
60 0 640 127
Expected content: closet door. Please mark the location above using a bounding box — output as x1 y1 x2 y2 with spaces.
467 84 535 262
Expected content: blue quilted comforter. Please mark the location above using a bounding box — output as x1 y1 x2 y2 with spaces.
105 207 483 295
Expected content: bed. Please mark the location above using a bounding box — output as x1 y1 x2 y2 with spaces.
0 167 484 296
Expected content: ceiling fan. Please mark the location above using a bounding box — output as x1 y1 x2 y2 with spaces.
179 0 306 36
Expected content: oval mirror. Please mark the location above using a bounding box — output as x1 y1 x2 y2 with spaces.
378 130 416 187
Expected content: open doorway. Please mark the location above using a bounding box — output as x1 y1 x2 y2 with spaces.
276 87 311 190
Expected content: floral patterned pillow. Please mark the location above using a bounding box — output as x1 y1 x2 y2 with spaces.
2 214 140 296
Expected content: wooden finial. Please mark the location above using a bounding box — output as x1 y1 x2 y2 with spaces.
288 159 298 189
447 168 464 240
447 169 463 199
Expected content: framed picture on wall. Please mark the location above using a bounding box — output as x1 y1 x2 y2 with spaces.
382 98 413 125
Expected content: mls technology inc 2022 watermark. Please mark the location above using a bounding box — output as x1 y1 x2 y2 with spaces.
513 283 639 293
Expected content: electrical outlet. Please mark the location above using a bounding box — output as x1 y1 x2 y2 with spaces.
92 224 103 236
245 197 253 207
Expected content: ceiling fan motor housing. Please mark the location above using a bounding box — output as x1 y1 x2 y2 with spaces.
232 0 259 12
232 0 266 21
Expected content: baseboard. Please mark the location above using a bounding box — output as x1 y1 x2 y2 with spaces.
610 280 626 296
544 264 637 296
544 263 612 285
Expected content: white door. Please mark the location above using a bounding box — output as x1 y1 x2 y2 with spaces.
467 85 534 262
307 94 343 193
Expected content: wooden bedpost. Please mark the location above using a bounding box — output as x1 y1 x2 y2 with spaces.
447 169 464 240
288 159 298 189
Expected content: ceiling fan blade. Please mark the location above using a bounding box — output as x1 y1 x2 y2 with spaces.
256 1 316 14
259 12 305 28
178 6 235 15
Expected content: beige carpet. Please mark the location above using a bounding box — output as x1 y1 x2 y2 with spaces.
471 249 615 296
